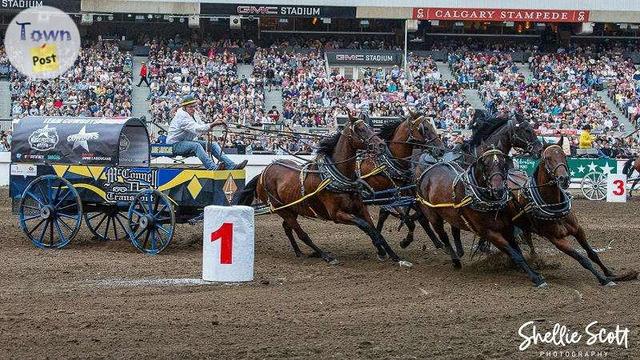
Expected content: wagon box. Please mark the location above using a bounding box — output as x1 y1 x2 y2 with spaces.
10 116 245 254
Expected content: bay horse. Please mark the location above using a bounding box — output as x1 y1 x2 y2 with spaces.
415 146 551 287
238 114 412 266
509 139 636 286
623 156 640 196
357 113 446 250
401 112 544 255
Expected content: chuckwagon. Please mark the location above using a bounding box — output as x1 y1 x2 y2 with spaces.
10 116 245 254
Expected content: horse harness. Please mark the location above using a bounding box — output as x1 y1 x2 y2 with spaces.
511 145 573 221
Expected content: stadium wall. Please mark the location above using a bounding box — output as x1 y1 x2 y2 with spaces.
81 0 199 14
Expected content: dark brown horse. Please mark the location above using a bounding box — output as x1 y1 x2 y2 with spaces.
238 114 412 266
401 112 544 254
357 113 445 249
623 156 640 196
510 139 636 286
415 146 551 287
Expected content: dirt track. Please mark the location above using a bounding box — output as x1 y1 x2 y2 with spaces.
0 189 639 359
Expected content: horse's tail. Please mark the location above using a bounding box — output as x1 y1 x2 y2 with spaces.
237 175 260 206
623 158 636 177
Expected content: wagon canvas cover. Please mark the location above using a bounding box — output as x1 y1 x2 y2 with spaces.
11 117 149 166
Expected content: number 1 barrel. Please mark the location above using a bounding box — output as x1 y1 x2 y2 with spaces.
202 205 255 282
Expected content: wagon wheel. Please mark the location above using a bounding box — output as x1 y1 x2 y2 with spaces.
581 171 606 201
18 175 83 249
84 207 130 241
127 189 175 254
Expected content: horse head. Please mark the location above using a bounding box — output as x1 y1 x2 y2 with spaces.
344 109 385 155
541 137 570 189
509 113 543 157
474 145 510 200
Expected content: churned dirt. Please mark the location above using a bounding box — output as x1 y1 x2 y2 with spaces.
0 188 639 359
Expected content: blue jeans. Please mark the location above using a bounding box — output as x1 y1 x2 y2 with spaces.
172 140 235 170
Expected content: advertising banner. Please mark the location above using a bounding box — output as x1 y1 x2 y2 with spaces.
412 8 589 23
326 50 403 66
201 4 356 18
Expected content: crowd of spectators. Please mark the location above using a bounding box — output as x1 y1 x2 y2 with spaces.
146 38 265 126
9 41 133 118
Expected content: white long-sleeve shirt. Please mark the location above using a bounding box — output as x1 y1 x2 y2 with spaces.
166 108 209 144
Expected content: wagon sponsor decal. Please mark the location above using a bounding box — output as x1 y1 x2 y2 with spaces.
10 163 37 176
412 8 589 23
119 134 130 152
517 320 630 357
28 124 58 151
67 126 99 151
103 167 158 202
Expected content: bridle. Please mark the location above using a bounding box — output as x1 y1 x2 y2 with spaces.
472 148 509 195
347 119 380 153
508 119 541 156
541 144 570 188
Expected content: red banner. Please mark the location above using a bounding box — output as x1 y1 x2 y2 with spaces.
412 8 589 23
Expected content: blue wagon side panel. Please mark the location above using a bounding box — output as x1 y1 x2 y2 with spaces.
11 164 246 213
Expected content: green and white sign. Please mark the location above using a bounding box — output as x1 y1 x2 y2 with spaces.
514 157 618 180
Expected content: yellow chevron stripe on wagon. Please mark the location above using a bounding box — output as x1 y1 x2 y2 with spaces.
157 170 245 192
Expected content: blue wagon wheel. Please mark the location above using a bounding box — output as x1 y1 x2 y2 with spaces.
18 175 83 249
84 206 130 241
127 189 175 254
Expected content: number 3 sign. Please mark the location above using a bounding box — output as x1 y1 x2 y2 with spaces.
202 205 255 282
606 174 627 203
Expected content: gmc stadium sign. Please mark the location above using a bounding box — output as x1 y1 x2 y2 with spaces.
201 4 356 18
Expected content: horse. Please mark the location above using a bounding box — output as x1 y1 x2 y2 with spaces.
238 114 412 266
622 156 640 196
356 112 446 250
401 111 544 254
509 139 637 286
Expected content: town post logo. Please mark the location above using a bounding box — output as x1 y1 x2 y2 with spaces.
4 6 80 79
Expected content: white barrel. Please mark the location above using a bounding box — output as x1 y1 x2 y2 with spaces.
202 205 255 282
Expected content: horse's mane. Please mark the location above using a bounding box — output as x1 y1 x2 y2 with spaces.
316 132 342 156
377 120 403 141
469 113 509 146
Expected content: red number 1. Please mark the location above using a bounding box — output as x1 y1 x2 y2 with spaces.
613 180 625 196
211 222 233 264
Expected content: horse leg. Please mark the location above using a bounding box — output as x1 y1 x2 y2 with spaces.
375 207 391 233
285 217 338 265
282 220 303 257
433 220 461 269
548 236 614 286
399 215 416 249
337 210 411 267
485 230 547 287
572 225 615 278
415 208 444 249
451 226 464 258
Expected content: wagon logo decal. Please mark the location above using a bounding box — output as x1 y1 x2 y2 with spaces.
119 134 130 152
223 174 238 204
67 126 100 151
28 125 59 151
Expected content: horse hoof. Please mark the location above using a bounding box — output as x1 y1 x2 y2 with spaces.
536 282 549 289
328 259 340 266
399 240 410 249
604 281 617 287
377 254 388 262
453 261 462 269
398 260 413 268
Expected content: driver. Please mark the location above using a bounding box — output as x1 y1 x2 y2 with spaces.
166 95 247 170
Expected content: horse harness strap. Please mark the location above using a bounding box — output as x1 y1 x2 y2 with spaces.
512 176 572 221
